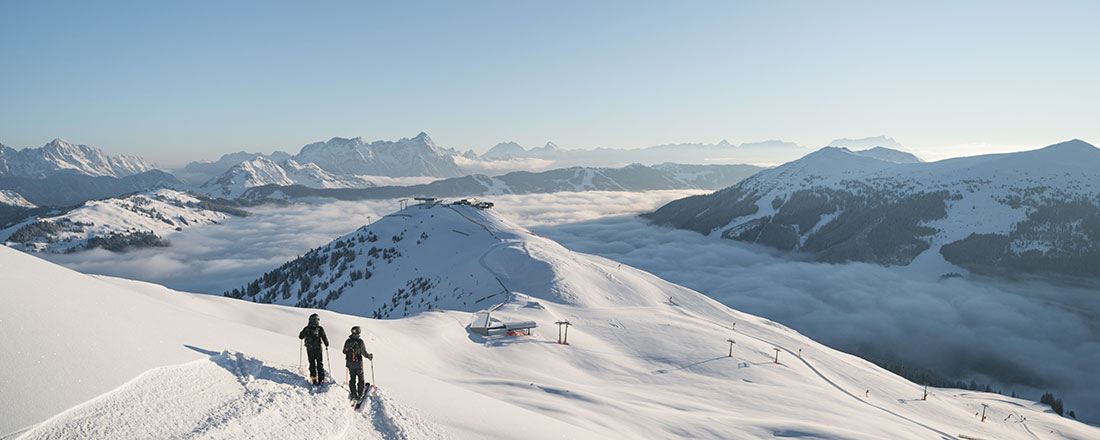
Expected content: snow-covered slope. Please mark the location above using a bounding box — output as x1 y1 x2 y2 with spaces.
0 138 154 178
3 206 1097 439
0 189 244 253
199 157 377 199
646 139 1100 277
0 190 34 209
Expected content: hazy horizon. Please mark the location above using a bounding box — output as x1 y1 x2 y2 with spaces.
3 1 1098 167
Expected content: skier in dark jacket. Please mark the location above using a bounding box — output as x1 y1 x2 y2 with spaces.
343 326 373 400
298 313 329 385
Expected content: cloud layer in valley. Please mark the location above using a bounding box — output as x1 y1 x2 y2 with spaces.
528 216 1100 424
38 190 1100 422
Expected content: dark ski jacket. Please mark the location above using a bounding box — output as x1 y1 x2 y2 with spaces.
299 324 328 349
343 334 369 367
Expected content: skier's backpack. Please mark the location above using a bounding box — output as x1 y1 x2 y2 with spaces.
344 338 364 363
302 325 322 348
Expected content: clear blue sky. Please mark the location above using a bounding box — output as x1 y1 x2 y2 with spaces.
1 1 1097 166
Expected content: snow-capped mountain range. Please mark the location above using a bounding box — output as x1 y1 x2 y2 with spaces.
175 150 293 186
184 133 480 197
295 132 467 178
199 157 377 199
0 138 154 179
187 134 903 198
237 163 764 202
645 140 1100 278
0 189 247 253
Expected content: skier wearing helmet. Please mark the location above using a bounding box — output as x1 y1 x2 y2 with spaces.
298 313 329 385
343 325 373 401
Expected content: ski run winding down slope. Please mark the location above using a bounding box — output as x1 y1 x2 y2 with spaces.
1 205 1097 439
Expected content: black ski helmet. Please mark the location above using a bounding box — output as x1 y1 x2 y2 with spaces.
351 326 361 334
308 313 320 324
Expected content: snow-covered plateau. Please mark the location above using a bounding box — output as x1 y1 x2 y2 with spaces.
3 203 1094 439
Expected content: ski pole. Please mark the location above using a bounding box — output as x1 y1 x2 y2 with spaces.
299 340 304 378
370 358 376 394
325 345 332 383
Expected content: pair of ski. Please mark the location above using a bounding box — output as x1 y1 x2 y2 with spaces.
351 384 376 410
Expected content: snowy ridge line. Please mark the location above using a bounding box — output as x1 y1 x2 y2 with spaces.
9 348 439 440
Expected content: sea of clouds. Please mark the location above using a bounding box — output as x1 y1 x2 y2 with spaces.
40 190 1100 422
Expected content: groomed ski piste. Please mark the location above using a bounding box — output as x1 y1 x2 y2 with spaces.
2 204 1097 439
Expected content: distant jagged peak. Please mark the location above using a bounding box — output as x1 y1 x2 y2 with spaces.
717 139 733 147
483 141 528 159
322 136 367 147
44 137 85 151
539 141 560 151
235 155 281 168
410 131 435 145
42 138 112 159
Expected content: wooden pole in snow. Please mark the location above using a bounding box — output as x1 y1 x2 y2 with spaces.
981 403 989 422
923 384 928 401
773 348 780 364
727 338 736 357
